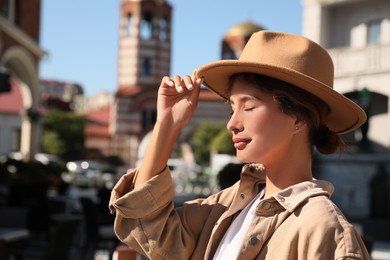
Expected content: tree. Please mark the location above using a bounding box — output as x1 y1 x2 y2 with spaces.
211 128 235 155
43 109 85 160
191 122 225 165
43 131 65 155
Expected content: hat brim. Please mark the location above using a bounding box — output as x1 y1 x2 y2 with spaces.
197 60 367 134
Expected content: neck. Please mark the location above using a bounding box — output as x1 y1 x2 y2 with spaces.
263 142 313 199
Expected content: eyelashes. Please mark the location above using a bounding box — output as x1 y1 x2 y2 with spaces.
229 107 255 116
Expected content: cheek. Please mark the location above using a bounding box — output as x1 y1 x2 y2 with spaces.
250 111 293 141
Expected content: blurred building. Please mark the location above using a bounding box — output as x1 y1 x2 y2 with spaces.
302 0 390 238
40 79 83 111
0 76 23 155
109 0 173 165
107 0 266 167
75 91 114 160
221 21 264 59
0 0 46 160
303 0 390 150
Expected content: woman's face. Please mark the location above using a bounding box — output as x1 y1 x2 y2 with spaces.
227 77 298 164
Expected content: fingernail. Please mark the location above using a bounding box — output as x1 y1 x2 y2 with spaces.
187 83 193 90
177 85 183 92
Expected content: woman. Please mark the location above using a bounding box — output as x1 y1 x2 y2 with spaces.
109 31 370 259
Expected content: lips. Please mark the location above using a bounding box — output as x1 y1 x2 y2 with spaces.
232 137 251 150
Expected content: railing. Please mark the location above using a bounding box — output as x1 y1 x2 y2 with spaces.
328 44 390 77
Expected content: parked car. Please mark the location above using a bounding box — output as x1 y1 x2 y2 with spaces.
65 160 104 187
4 152 65 166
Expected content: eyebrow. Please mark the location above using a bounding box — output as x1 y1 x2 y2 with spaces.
229 94 260 105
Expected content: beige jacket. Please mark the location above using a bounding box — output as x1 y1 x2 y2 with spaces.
109 164 370 260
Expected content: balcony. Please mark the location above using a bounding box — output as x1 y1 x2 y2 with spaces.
328 44 390 77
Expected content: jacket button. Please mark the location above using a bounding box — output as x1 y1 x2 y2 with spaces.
249 236 258 245
261 201 271 210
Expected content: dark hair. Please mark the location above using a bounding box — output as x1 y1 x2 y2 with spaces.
228 73 345 154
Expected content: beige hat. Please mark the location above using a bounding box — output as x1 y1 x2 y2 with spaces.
196 30 366 134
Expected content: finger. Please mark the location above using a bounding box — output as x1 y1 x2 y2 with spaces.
192 69 203 86
191 69 197 81
172 75 184 93
187 79 201 108
161 76 174 87
182 75 193 90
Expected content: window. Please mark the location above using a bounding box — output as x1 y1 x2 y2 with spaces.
159 17 168 41
140 13 153 40
367 20 381 45
141 58 151 76
11 127 20 152
125 13 132 37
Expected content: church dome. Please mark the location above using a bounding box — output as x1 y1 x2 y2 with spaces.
226 21 264 37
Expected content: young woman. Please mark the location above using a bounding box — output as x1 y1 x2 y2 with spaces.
109 31 370 259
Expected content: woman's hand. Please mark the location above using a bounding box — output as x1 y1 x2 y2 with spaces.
135 72 202 187
157 72 202 129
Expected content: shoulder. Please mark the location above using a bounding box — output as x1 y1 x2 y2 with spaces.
286 196 369 258
298 195 351 230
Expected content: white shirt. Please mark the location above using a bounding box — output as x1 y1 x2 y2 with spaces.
213 187 265 260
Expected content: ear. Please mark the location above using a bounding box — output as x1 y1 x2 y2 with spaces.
293 118 307 133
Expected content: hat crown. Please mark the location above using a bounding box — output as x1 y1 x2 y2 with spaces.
239 31 334 89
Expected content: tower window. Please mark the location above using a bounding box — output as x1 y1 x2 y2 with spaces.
159 17 168 41
367 20 381 45
141 58 152 76
140 12 153 40
125 13 132 37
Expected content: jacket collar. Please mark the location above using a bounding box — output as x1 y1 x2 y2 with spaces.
240 163 334 213
272 180 334 213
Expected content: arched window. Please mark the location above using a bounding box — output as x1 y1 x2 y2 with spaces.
159 17 168 41
140 12 153 40
125 13 132 37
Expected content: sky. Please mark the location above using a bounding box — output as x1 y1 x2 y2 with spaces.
39 0 302 96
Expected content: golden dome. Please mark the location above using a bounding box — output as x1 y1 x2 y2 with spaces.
226 21 264 37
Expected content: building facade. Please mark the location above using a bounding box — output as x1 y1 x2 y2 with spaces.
0 0 46 160
110 0 173 166
303 0 390 149
302 0 390 225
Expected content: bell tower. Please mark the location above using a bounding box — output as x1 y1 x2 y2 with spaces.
112 0 172 166
117 0 172 90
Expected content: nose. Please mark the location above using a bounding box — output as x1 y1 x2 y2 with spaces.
227 111 243 133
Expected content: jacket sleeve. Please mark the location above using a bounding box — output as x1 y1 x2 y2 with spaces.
108 167 215 259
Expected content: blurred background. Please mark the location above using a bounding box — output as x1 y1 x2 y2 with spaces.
0 0 389 259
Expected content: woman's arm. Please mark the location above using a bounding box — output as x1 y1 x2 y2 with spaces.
135 73 202 187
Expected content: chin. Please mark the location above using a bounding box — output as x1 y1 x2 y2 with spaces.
236 153 252 163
